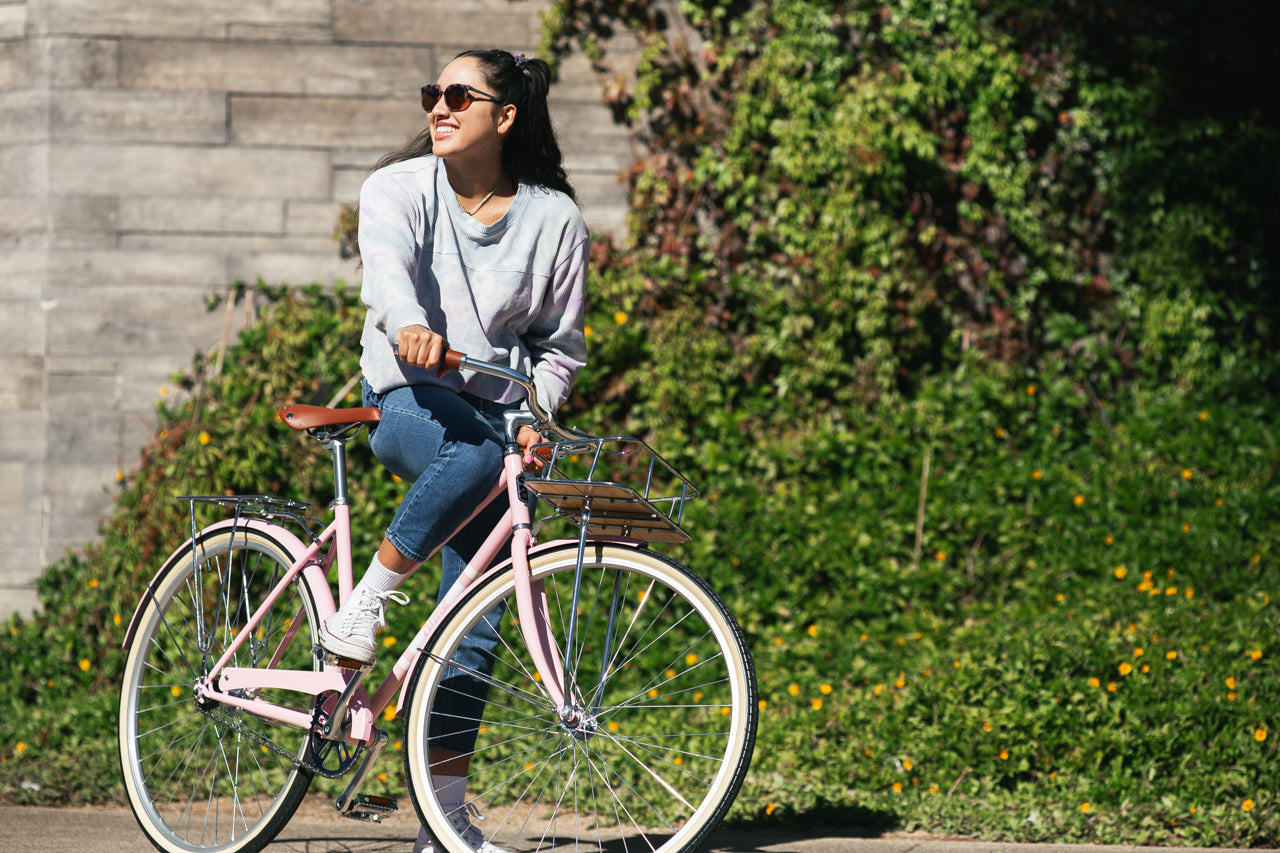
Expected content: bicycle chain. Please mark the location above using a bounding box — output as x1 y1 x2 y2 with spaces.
195 699 355 779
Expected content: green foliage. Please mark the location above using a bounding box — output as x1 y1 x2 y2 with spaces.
3 0 1279 849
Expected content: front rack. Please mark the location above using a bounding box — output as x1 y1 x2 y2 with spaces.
523 438 698 544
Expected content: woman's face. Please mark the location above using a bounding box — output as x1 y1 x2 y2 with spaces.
428 57 513 165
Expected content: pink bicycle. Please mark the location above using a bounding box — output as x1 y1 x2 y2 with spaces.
117 351 758 853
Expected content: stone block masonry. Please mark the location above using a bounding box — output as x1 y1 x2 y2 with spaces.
0 0 635 620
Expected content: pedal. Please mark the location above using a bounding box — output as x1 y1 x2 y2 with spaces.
315 646 373 671
340 793 398 823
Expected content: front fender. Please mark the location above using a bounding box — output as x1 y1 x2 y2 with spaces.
393 537 649 716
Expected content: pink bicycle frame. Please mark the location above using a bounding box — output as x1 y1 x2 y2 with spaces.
124 445 580 747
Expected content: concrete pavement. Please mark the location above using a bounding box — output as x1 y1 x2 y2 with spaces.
0 799 1264 853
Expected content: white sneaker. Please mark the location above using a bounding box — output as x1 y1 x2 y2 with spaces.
318 587 408 665
413 804 510 853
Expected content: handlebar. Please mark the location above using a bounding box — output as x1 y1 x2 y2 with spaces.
414 347 587 443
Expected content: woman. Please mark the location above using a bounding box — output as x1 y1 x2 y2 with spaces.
318 49 588 853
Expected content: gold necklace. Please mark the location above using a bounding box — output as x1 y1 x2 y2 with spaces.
464 174 503 216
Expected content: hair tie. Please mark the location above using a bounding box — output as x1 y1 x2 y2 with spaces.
514 53 529 71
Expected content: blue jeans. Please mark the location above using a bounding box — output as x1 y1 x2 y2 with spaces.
362 380 512 754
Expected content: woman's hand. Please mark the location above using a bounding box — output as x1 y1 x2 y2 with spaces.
518 426 548 472
395 325 451 373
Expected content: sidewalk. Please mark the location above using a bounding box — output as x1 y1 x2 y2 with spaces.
0 800 1262 853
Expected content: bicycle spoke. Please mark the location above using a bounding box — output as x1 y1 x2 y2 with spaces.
405 544 756 853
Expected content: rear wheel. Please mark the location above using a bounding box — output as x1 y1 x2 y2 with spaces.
118 528 319 853
403 543 757 853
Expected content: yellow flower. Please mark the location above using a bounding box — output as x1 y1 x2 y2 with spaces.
1249 650 1263 660
79 658 91 671
384 706 396 721
1032 469 1042 480
999 749 1009 760
1106 682 1117 692
1225 676 1236 689
584 325 594 338
1242 798 1255 812
1165 650 1177 660
788 683 800 696
608 721 620 732
1114 566 1127 580
811 698 823 711
1133 647 1144 657
113 613 122 626
116 470 125 483
757 699 766 711
1255 727 1267 743
903 759 913 771
765 803 776 816
1081 802 1091 813
1026 385 1037 396
935 550 947 562
613 311 628 325
1073 494 1084 506
16 741 25 754
378 772 388 783
1181 469 1192 480
873 684 884 696
982 721 993 732
892 782 903 793
895 673 907 689
820 683 833 695
1118 662 1133 676
198 431 211 446
807 624 819 638
89 578 99 589
929 785 940 794
686 653 699 666
1088 677 1101 688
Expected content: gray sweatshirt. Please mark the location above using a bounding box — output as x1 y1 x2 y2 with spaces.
358 155 589 413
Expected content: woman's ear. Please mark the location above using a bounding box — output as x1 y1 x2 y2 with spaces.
496 103 517 137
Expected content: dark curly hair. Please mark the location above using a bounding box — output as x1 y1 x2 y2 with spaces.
373 49 575 202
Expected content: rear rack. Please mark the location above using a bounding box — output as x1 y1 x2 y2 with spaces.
177 494 322 542
523 438 698 544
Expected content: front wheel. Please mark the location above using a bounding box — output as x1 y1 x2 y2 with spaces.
118 528 319 853
403 543 758 853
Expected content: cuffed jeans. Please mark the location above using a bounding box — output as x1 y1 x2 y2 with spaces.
362 380 512 754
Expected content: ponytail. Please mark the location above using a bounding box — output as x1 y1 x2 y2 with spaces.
455 49 576 202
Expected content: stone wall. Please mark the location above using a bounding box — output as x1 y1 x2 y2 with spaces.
0 0 632 619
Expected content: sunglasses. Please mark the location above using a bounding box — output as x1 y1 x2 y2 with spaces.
421 83 501 113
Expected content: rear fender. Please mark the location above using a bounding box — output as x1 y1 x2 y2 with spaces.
122 519 317 650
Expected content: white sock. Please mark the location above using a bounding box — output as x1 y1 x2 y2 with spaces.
434 773 466 815
358 553 405 595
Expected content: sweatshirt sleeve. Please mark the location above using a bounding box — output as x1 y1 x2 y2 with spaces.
526 220 590 414
358 169 431 344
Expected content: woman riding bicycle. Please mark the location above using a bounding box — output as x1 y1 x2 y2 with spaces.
317 48 588 853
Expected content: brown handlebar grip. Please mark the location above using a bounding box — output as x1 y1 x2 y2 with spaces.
436 348 464 378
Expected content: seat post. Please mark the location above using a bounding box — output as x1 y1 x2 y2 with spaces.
324 436 350 507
